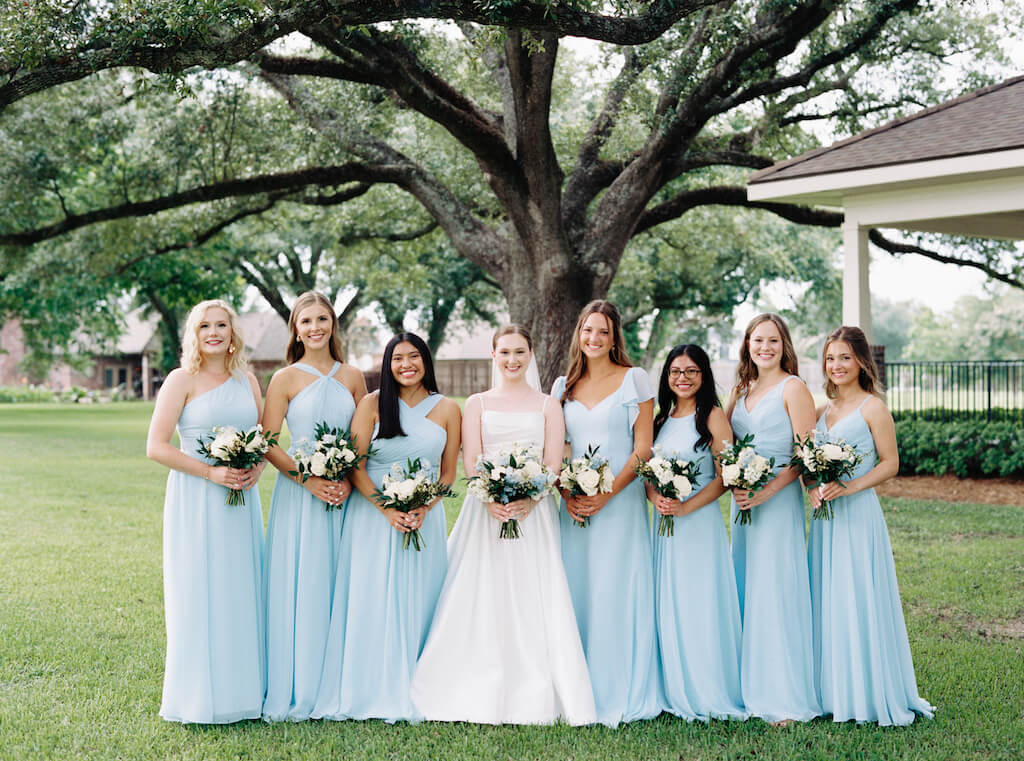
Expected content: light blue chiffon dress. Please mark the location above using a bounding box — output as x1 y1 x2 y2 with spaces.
808 399 934 725
312 394 448 722
262 362 356 721
553 368 663 727
160 375 265 723
652 414 746 722
730 375 821 723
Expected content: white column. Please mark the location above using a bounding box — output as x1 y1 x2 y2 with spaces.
842 220 873 343
142 352 152 401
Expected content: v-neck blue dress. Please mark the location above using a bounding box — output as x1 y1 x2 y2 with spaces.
808 399 934 725
730 375 820 723
161 375 265 723
553 368 663 727
262 361 356 721
313 393 448 723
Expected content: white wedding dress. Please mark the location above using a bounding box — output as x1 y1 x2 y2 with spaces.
410 405 596 725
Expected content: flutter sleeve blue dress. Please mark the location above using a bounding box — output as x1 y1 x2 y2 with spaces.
652 414 746 722
160 375 265 724
312 393 448 723
729 375 821 723
262 361 356 721
553 367 663 727
808 398 934 725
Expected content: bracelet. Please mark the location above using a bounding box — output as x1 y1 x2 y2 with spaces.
204 464 211 480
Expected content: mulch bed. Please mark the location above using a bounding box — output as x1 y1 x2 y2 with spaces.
877 475 1024 506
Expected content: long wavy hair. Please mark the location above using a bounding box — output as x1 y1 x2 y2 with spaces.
180 299 248 376
377 332 439 439
286 291 345 365
654 344 720 451
823 326 883 399
733 312 799 398
561 300 632 402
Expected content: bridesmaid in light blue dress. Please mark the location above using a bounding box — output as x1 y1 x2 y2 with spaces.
808 327 934 725
552 300 662 727
313 332 461 723
726 313 820 724
146 299 266 723
261 292 366 721
648 345 746 722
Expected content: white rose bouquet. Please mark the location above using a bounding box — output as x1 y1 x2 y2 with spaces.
466 442 558 539
635 445 701 538
373 457 453 551
716 434 775 525
790 432 863 520
288 422 373 511
197 424 279 506
558 444 614 528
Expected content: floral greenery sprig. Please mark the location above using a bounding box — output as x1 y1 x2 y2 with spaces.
373 457 453 551
790 432 863 520
288 421 374 511
197 424 279 506
558 443 614 528
466 442 558 540
635 445 701 538
716 433 774 525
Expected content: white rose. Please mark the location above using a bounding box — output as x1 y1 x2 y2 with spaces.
394 479 418 501
721 463 741 485
737 447 756 467
320 433 337 445
671 475 692 497
490 466 505 481
521 460 542 479
576 468 600 495
244 434 264 453
599 468 614 492
648 456 668 471
341 447 356 463
820 443 845 461
309 451 328 476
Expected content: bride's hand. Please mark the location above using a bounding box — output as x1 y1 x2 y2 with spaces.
504 497 533 521
485 500 509 522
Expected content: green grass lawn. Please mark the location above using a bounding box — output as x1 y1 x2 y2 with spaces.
1 402 1022 761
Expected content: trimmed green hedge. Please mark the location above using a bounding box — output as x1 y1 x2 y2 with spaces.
892 407 1023 423
896 418 1024 478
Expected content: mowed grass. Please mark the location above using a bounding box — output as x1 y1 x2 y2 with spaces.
0 402 1022 761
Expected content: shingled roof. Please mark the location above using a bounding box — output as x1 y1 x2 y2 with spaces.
749 75 1024 185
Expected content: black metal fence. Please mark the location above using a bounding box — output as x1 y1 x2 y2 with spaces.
885 360 1024 422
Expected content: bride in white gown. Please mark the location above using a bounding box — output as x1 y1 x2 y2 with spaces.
410 325 596 725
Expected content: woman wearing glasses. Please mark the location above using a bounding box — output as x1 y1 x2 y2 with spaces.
648 345 746 722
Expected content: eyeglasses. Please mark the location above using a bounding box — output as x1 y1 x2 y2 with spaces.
668 368 701 380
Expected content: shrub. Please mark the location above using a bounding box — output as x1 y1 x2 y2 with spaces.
892 407 1023 423
0 385 56 403
896 418 1024 478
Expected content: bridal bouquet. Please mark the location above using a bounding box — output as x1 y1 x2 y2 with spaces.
197 424 279 506
466 443 558 539
791 432 863 520
559 444 614 528
289 422 372 510
716 434 774 525
373 457 453 551
635 446 701 537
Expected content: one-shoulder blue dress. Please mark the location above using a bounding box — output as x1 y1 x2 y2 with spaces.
808 399 934 725
313 394 448 722
553 368 663 727
653 414 746 721
263 361 356 721
160 375 265 723
730 375 820 723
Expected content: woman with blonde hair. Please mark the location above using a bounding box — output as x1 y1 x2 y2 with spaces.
725 312 820 725
808 327 933 725
551 300 662 726
145 299 267 723
260 291 367 721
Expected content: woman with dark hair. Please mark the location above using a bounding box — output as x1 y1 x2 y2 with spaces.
725 313 820 725
648 345 746 722
313 333 461 722
808 327 933 725
552 300 662 726
411 325 595 725
260 291 367 721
